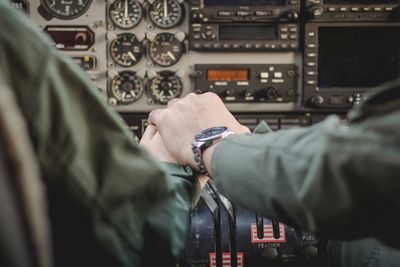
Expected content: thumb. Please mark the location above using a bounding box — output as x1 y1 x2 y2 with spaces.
148 109 164 126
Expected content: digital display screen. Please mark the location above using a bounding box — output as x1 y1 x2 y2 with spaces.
220 25 277 40
318 27 400 88
325 0 397 3
207 69 249 81
203 0 285 6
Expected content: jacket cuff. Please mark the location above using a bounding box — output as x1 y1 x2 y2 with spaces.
159 162 201 208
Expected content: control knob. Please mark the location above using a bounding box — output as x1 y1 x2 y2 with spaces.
309 5 324 18
287 10 299 21
191 11 204 22
265 87 278 100
245 89 254 98
302 245 318 260
261 247 279 261
310 95 324 107
226 89 235 96
347 96 355 104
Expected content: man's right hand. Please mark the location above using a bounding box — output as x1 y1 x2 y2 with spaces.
148 93 249 170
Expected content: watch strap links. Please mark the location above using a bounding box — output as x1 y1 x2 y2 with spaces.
191 142 210 176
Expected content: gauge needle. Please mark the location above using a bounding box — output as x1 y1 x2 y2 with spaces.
167 51 176 61
128 51 137 62
163 0 168 18
124 0 128 18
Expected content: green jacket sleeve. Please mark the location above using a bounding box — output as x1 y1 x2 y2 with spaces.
212 113 400 247
0 4 195 267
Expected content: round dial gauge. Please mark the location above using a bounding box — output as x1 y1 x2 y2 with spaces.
110 71 144 104
109 0 143 29
148 0 184 29
149 33 184 67
148 71 183 104
40 0 93 20
110 33 144 67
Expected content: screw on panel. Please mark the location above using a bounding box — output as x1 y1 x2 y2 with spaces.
109 98 118 106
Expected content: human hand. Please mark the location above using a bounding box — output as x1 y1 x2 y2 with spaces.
140 125 210 189
148 92 250 168
139 125 176 163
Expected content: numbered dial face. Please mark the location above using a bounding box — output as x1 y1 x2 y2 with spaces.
149 71 183 104
40 0 93 20
149 33 184 67
110 33 144 67
110 71 144 104
109 0 143 29
148 0 184 29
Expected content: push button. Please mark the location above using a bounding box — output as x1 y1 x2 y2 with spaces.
218 10 235 16
255 10 273 16
237 11 251 16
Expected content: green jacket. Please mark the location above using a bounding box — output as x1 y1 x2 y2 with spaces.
0 3 197 267
212 81 400 266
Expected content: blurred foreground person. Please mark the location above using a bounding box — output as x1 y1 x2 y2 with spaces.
0 2 202 267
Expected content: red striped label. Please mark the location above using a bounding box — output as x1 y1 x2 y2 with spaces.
209 252 244 267
250 223 286 243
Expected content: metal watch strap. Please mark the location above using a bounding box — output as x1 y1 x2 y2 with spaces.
191 130 234 177
192 144 210 176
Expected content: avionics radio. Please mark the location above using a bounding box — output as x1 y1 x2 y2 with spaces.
189 0 300 22
305 0 400 21
193 64 298 103
190 23 299 51
189 0 300 51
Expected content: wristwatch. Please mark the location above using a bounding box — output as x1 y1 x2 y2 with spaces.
191 126 234 176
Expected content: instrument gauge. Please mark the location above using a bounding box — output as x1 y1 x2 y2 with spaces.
148 71 183 104
149 32 184 67
39 0 93 20
110 71 144 104
148 0 184 29
109 0 143 29
110 33 144 67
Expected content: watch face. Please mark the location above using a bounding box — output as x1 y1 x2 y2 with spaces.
195 126 228 142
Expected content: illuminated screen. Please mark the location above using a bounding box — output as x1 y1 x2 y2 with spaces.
220 25 277 40
325 0 396 3
207 69 249 81
203 0 285 5
318 27 400 88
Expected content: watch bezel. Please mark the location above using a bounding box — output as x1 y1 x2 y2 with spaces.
195 126 228 142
